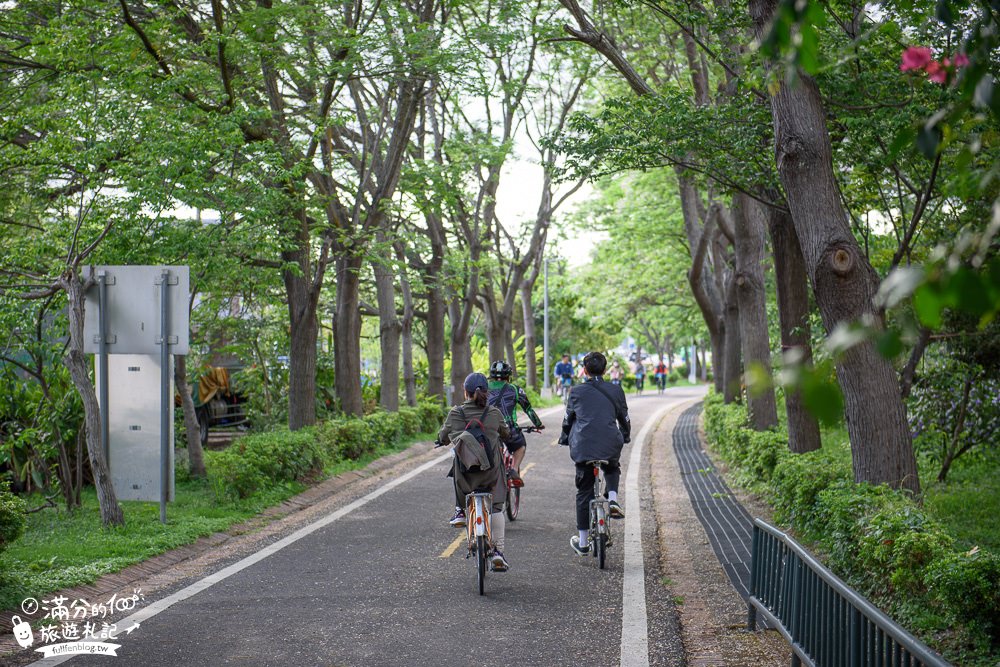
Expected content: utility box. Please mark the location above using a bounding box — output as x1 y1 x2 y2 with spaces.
97 354 175 502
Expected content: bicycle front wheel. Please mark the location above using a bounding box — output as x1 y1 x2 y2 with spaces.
506 486 520 521
477 535 487 595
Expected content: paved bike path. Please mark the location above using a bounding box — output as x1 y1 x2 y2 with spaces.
32 389 703 667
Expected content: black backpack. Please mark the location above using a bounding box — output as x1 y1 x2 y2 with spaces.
457 406 496 471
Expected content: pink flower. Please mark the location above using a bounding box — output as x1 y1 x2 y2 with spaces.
925 60 948 84
954 52 969 67
901 46 933 72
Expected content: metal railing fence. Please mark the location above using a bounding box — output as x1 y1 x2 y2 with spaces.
748 519 950 667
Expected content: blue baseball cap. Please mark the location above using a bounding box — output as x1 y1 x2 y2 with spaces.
464 372 488 393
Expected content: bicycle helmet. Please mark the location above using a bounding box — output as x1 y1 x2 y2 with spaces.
489 360 513 379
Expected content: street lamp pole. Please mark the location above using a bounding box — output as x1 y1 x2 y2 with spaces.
542 257 550 398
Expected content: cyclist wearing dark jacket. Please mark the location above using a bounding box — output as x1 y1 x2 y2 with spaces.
558 351 631 556
487 360 543 486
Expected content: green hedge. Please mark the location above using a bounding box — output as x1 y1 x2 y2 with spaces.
0 482 26 562
206 398 445 500
702 392 1000 664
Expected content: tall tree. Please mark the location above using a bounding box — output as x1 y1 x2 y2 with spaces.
750 0 920 491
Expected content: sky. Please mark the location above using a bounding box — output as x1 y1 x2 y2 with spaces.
495 158 605 268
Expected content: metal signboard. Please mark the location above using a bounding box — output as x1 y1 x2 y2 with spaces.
83 266 190 355
97 354 174 503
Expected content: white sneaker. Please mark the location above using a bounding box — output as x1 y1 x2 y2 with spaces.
491 550 510 572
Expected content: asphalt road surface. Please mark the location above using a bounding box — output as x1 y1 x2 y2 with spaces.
35 385 707 667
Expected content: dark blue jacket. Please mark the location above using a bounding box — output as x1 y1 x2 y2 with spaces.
558 377 631 463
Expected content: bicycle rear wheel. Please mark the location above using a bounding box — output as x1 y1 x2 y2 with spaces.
506 486 520 521
476 535 487 595
596 533 607 569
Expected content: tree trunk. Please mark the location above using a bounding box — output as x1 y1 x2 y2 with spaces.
750 0 920 493
173 354 206 478
722 275 742 403
521 282 539 391
396 244 418 407
425 285 446 402
334 252 364 416
733 193 779 429
374 235 402 412
448 300 473 405
62 273 124 527
766 205 822 453
284 254 319 429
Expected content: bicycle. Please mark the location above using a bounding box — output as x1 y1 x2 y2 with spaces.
655 373 667 394
634 375 644 395
504 425 541 521
465 491 494 595
557 376 573 404
585 459 613 570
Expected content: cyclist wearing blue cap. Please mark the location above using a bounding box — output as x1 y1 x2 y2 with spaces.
437 372 512 571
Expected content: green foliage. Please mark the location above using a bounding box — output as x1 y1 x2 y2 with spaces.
206 398 444 500
909 358 1000 480
927 549 1000 643
206 429 323 500
0 483 27 555
703 391 1000 661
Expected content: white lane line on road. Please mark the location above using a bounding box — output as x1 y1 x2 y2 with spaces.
620 400 677 667
30 450 454 667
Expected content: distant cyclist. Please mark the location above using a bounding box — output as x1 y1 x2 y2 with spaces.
554 354 574 397
633 359 645 395
487 360 544 486
653 357 668 393
558 351 630 556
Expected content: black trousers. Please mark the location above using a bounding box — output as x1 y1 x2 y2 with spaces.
575 460 621 530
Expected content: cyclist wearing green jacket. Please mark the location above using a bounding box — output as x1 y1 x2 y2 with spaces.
487 360 544 486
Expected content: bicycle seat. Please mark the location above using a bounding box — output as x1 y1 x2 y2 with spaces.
585 459 609 466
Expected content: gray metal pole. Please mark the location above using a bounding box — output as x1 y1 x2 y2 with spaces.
543 258 550 393
159 270 170 524
98 271 110 467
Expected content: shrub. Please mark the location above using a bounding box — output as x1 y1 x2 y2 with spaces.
416 398 446 433
319 418 374 461
207 399 446 501
396 406 423 436
770 450 850 535
927 549 1000 642
364 410 402 445
206 428 323 500
0 482 27 553
206 449 266 500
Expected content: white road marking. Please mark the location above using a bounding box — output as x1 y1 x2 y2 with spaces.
620 399 681 667
29 451 453 666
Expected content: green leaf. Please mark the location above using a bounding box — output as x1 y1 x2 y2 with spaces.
917 124 941 159
876 330 904 359
802 373 844 426
935 0 954 25
913 284 944 329
889 127 916 159
951 267 991 317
